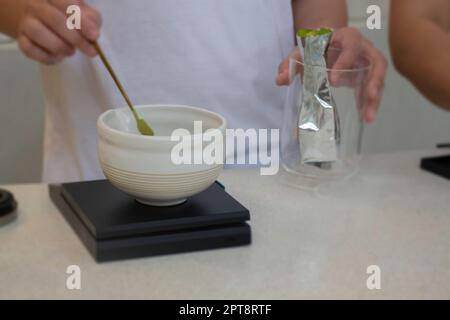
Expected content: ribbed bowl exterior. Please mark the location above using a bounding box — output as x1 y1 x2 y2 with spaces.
101 162 222 202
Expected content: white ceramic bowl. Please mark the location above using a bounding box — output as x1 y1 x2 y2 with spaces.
97 105 226 206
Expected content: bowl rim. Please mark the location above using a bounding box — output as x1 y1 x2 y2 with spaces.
97 104 227 142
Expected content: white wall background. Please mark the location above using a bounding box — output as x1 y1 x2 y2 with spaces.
0 36 44 184
1 1 450 184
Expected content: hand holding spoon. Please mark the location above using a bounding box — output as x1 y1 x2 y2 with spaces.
93 41 154 136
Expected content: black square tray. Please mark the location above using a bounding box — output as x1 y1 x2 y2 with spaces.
49 180 251 262
421 154 450 180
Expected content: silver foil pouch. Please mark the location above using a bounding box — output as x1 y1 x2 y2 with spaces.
297 28 340 165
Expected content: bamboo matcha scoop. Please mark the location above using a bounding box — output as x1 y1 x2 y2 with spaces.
93 41 154 136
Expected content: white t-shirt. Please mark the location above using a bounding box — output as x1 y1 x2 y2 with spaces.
41 0 294 182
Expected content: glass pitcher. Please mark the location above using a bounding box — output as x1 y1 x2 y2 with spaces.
281 48 372 181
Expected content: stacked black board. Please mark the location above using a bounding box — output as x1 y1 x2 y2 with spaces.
49 180 251 262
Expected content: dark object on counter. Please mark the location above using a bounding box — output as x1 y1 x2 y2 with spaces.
0 189 18 226
421 155 450 180
436 143 450 149
49 180 251 262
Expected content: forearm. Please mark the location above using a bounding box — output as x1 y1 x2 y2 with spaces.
0 0 27 37
390 18 450 110
292 0 347 32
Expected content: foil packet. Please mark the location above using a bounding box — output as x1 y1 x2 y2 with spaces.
297 28 340 165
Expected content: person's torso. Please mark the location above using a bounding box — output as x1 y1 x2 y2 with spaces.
41 0 294 182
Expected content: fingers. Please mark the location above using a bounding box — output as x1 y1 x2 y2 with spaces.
362 40 388 123
330 27 363 84
329 28 387 123
276 58 289 86
48 0 101 42
18 35 57 65
21 17 74 59
16 0 102 64
276 48 302 86
277 28 387 124
364 86 384 123
35 3 97 57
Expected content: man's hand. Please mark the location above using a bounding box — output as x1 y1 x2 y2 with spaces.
16 0 101 64
276 27 387 123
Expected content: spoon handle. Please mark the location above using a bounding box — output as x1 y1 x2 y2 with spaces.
93 41 139 120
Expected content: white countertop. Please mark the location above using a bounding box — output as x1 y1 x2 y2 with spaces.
1 149 450 299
